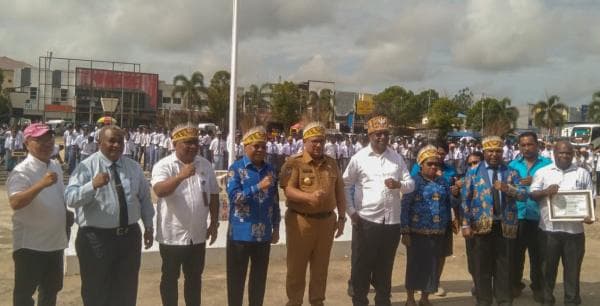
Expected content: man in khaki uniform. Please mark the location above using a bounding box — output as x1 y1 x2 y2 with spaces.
280 122 347 306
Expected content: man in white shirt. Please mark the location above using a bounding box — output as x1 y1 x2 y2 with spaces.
7 123 69 306
209 131 226 170
324 137 337 160
5 127 24 171
151 124 220 306
343 116 415 306
530 140 595 306
541 142 554 161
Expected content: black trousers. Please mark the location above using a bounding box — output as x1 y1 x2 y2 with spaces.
13 249 63 306
539 231 585 306
351 218 401 306
226 240 271 306
512 219 542 292
159 243 206 306
465 237 475 279
471 222 515 306
75 224 141 306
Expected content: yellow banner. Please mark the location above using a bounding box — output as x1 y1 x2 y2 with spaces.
356 93 374 115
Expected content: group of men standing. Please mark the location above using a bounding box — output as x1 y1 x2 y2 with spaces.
5 116 596 306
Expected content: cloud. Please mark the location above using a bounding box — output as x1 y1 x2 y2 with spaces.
452 0 554 71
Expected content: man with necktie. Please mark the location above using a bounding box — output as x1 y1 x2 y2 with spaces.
461 136 526 306
66 126 155 306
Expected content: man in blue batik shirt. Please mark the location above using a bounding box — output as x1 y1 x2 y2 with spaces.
508 132 551 301
226 126 281 306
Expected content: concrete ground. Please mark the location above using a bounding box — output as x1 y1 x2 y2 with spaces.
1 184 600 305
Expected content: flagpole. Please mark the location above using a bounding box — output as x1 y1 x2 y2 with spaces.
227 0 239 168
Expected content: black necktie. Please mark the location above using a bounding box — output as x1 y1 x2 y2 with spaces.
110 163 129 228
491 168 501 217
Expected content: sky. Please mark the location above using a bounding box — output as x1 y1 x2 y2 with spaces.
2 0 600 107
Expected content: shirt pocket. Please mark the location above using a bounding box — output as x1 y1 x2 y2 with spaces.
299 172 317 193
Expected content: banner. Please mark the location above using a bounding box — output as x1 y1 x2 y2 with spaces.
356 93 374 115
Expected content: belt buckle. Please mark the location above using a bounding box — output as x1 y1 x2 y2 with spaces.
116 227 129 236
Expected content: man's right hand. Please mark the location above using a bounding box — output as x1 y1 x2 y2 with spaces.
39 171 58 188
92 173 110 190
461 226 473 239
178 163 196 180
309 190 326 205
258 174 273 191
545 184 560 197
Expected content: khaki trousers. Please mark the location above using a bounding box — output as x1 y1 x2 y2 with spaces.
285 210 336 306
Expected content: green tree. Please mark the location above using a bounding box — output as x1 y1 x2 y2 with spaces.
0 73 12 122
587 91 600 123
240 83 272 127
373 86 424 128
427 98 461 139
172 71 207 123
532 95 568 137
270 81 304 129
466 97 519 136
452 87 474 113
207 70 231 129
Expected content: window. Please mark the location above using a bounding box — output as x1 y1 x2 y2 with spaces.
162 97 172 104
173 97 182 104
29 87 37 100
61 89 68 102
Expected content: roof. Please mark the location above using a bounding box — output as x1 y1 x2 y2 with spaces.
0 56 32 70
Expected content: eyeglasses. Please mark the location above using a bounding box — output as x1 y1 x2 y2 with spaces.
252 144 267 150
373 131 390 138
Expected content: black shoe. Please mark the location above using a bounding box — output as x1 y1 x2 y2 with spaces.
347 280 354 297
533 290 544 303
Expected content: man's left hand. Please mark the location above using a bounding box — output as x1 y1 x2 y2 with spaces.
384 178 400 189
271 229 280 244
334 218 345 238
583 216 595 224
143 228 154 249
206 222 219 245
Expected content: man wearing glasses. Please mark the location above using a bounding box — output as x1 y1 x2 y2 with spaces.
461 136 526 306
226 126 280 306
507 132 551 301
343 116 414 306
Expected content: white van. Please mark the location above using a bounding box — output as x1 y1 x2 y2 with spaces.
570 124 600 148
198 123 218 134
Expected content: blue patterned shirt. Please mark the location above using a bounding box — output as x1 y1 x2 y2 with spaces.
227 155 280 242
508 155 552 220
401 174 453 235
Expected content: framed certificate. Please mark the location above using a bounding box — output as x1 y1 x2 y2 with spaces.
547 190 595 222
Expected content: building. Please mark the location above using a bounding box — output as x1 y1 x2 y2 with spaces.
2 55 159 127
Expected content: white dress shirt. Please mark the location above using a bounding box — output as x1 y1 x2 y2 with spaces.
343 145 415 224
530 163 594 234
151 154 219 245
7 155 68 251
324 141 337 159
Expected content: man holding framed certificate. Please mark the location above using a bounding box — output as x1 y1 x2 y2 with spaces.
530 140 595 306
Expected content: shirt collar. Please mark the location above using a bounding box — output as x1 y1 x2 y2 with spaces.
365 144 389 157
549 162 578 173
99 152 122 168
26 154 50 168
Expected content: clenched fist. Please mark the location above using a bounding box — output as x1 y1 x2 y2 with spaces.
39 171 58 188
178 163 196 180
258 174 273 191
309 190 326 206
92 172 110 190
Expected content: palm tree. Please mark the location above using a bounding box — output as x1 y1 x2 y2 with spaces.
532 95 568 137
587 91 600 123
172 72 207 123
